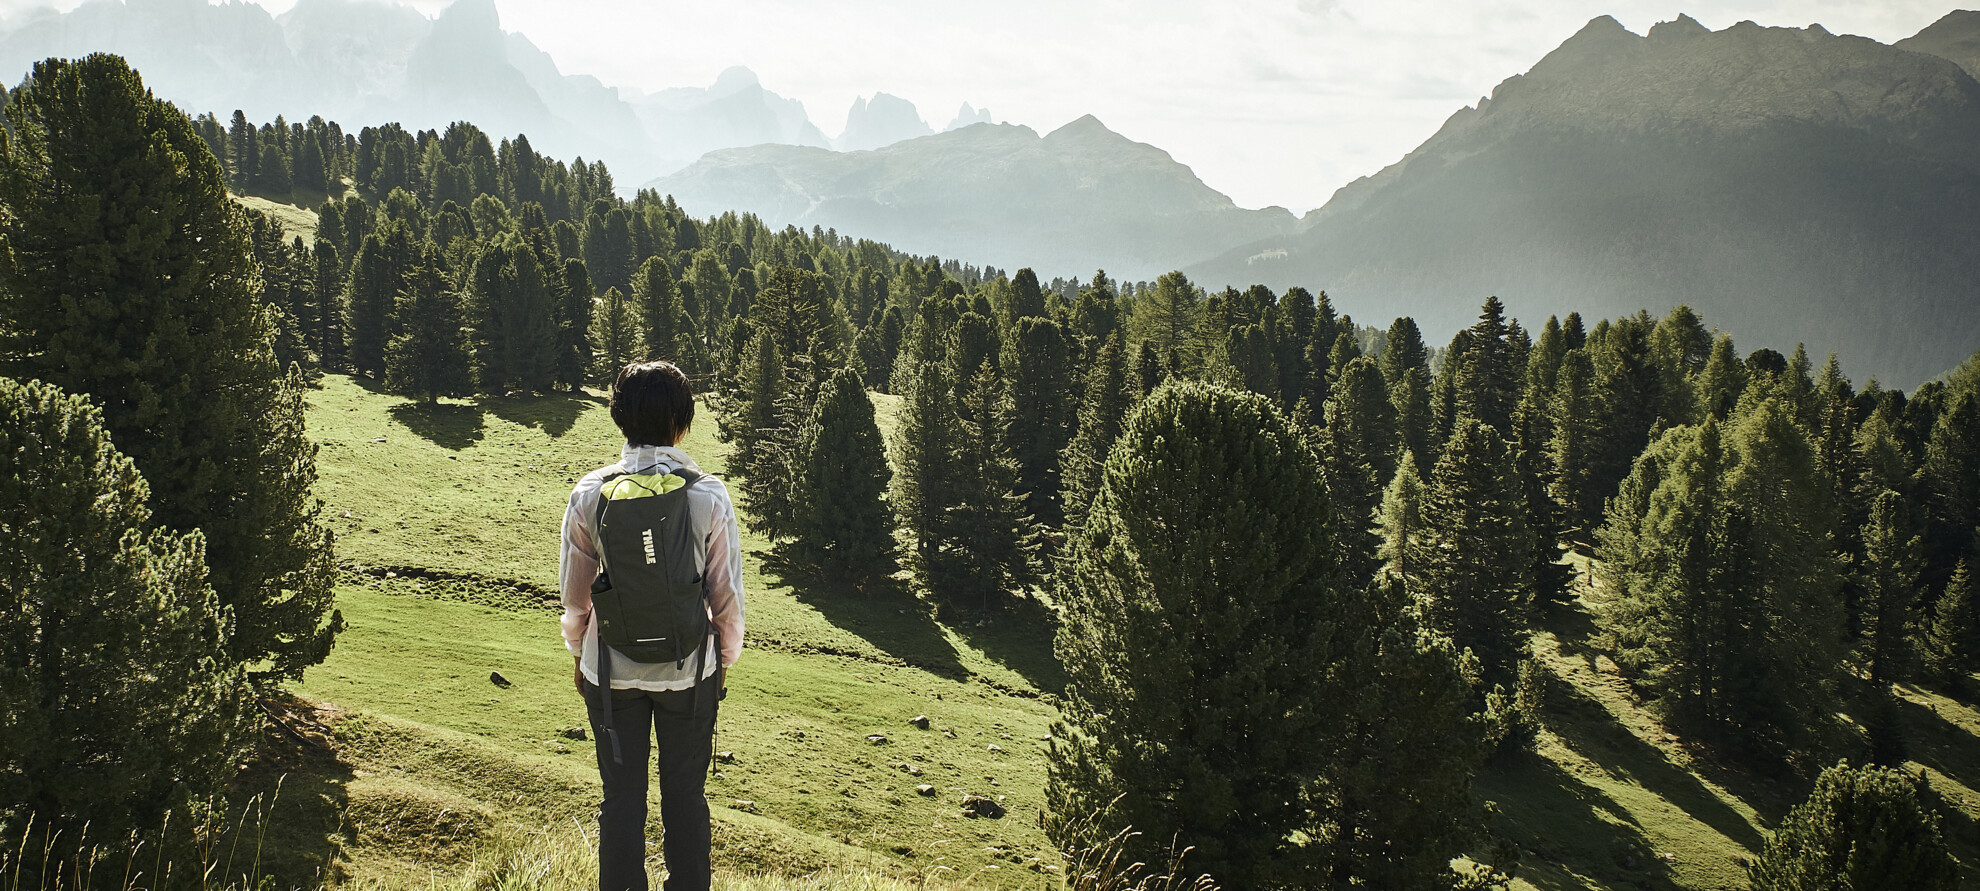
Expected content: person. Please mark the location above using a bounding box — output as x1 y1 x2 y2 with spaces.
560 360 745 891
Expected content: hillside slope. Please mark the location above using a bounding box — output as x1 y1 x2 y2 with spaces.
258 376 1980 890
1188 14 1980 386
649 116 1298 280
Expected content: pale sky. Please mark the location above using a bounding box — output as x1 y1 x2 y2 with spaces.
2 0 1963 211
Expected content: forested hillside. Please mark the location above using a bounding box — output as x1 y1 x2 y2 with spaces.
1190 14 1980 386
3 51 1979 891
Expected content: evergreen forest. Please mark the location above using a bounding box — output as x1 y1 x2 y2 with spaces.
3 53 1979 891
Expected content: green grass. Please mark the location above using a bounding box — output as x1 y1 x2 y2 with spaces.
268 374 1980 890
291 375 1062 888
235 195 322 245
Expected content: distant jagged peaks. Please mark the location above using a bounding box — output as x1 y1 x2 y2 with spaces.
835 92 933 151
1189 9 1980 387
944 102 994 131
709 66 762 98
1896 9 1980 79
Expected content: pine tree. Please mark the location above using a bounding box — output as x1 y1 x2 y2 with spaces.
1132 271 1199 372
1694 334 1746 422
311 240 345 367
1590 319 1664 510
1549 348 1602 538
1922 394 1980 586
589 286 643 385
555 257 594 388
1419 418 1534 684
1376 452 1428 583
1001 316 1076 528
941 364 1040 608
632 256 692 365
1919 560 1978 686
890 356 960 596
791 366 896 584
0 378 254 857
1317 358 1395 584
1598 400 1845 747
384 246 474 403
1859 490 1923 686
1393 365 1435 476
718 330 792 537
1049 381 1488 891
343 225 415 378
1048 381 1338 890
0 54 337 681
1059 334 1132 530
1748 761 1959 891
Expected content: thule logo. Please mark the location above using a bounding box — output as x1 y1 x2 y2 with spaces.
642 528 656 564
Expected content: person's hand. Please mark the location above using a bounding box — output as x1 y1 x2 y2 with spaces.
573 655 584 697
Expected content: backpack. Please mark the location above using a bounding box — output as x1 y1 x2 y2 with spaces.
588 463 718 763
591 465 710 667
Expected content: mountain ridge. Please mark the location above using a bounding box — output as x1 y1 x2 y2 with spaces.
650 115 1296 279
1190 13 1980 386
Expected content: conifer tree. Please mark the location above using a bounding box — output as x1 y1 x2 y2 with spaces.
1007 267 1047 324
1748 761 1959 891
719 330 793 537
1377 452 1428 583
1393 365 1435 475
311 240 345 367
1048 381 1339 890
1590 319 1664 508
384 246 474 402
0 54 337 681
791 366 896 583
890 356 959 594
555 257 594 388
1132 271 1199 372
1859 489 1923 686
942 364 1040 608
1920 560 1978 687
1922 394 1980 585
1059 334 1133 530
632 256 691 364
1001 315 1076 528
1694 334 1745 422
1049 382 1488 891
342 225 415 378
590 286 642 386
1318 358 1395 584
1419 418 1534 684
1549 348 1602 537
0 378 254 855
1598 400 1845 746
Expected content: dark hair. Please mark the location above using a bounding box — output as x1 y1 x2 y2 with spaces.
610 361 695 447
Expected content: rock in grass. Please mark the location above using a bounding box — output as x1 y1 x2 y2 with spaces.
910 714 931 729
960 794 1005 819
559 727 587 741
489 671 512 688
866 734 889 745
916 784 936 797
716 751 736 764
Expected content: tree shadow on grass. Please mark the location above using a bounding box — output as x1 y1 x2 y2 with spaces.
1545 677 1768 853
227 693 355 890
760 555 970 681
387 401 487 450
1478 753 1674 890
479 390 601 438
942 596 1068 696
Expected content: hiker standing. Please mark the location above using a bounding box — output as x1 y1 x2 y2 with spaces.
560 360 745 891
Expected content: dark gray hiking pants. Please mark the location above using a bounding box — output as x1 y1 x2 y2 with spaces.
583 681 717 891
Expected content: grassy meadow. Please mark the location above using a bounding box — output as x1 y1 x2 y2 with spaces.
232 373 1980 891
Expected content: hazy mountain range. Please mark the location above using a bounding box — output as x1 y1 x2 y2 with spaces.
0 0 966 185
2 0 1973 383
651 115 1300 280
1178 11 1980 385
